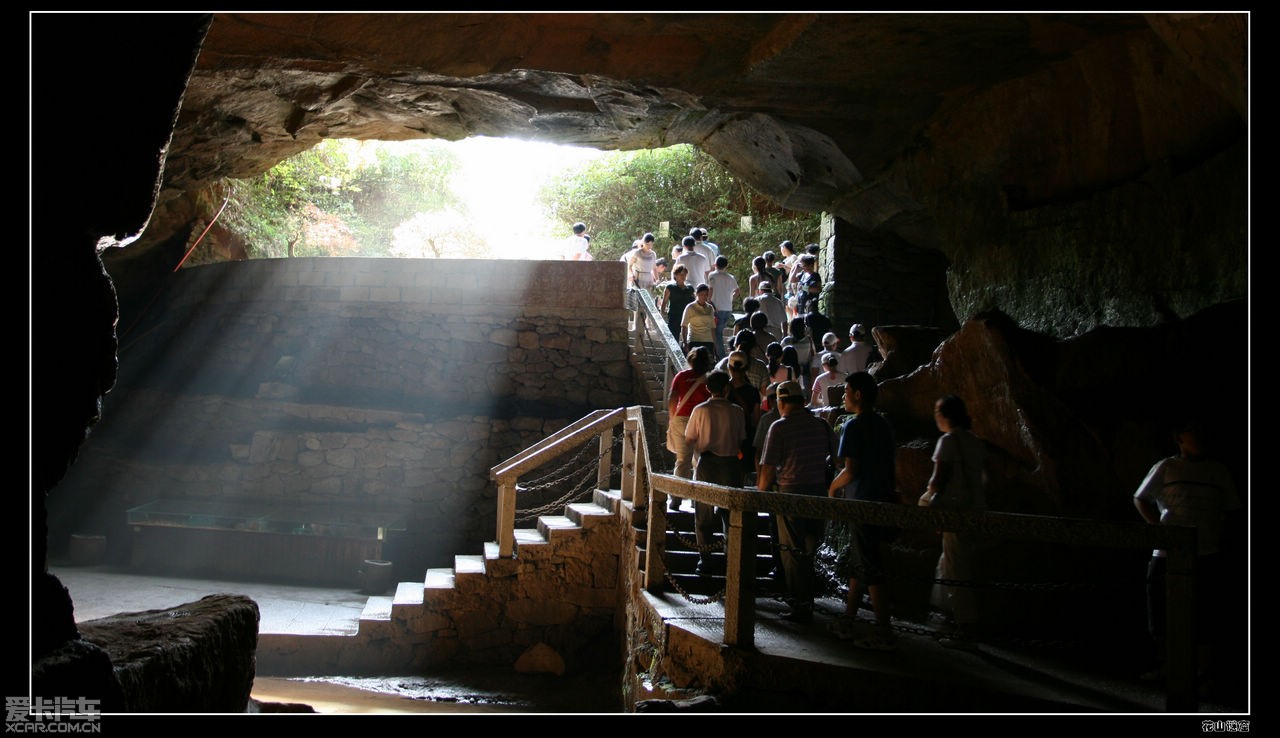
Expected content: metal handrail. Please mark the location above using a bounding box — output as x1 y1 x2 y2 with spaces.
625 287 687 409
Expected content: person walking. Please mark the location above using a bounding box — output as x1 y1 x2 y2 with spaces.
684 370 747 576
665 347 715 511
919 394 988 650
706 255 740 360
659 265 695 343
828 371 899 650
680 284 718 356
758 380 836 624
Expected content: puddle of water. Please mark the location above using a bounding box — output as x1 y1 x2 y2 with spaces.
272 667 624 714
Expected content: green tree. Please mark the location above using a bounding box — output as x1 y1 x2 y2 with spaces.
539 144 819 290
219 139 465 258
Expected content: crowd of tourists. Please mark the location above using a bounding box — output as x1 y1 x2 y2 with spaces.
604 223 1240 681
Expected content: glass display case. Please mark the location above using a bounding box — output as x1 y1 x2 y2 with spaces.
127 499 405 540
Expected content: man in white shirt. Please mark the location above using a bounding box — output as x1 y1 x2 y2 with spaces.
684 370 746 575
563 222 590 261
690 227 718 264
698 228 721 259
840 323 874 375
757 281 789 340
706 255 739 360
674 235 711 287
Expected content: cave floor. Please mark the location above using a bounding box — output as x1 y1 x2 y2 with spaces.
46 564 1247 717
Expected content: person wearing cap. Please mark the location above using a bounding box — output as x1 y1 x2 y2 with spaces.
688 227 717 266
827 371 899 650
757 280 788 337
698 227 720 259
758 379 836 623
684 370 746 576
809 351 845 409
717 330 768 388
680 283 718 357
840 323 874 375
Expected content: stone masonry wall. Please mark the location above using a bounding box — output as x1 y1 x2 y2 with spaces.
49 257 639 579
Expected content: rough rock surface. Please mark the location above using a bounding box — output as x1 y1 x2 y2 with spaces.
76 594 260 713
119 11 1245 339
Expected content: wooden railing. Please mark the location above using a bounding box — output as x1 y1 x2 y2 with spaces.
491 405 1202 710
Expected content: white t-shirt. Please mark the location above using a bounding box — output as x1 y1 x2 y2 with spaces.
1134 455 1241 557
564 234 590 260
840 341 873 375
675 251 711 287
809 372 843 408
706 269 739 312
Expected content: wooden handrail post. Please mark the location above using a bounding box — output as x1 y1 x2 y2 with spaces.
597 427 613 492
723 508 756 647
1163 544 1197 711
497 479 517 558
621 417 639 502
645 493 668 592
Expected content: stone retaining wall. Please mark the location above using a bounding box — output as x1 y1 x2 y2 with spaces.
50 257 640 578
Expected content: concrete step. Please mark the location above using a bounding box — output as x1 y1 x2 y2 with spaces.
537 514 582 541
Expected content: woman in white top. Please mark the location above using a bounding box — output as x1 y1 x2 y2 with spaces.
629 233 659 289
920 394 987 636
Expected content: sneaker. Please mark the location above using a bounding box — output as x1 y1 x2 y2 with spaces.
852 632 897 652
937 637 979 652
780 607 813 624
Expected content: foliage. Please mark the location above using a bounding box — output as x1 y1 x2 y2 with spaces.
219 140 463 259
539 144 820 289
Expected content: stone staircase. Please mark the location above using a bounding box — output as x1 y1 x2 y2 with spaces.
337 488 781 648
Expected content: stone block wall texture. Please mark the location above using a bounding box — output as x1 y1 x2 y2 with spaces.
49 257 640 578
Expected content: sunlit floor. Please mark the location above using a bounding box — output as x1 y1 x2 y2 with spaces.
47 564 623 714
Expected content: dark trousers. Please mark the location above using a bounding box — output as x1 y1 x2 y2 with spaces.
776 484 824 608
693 452 741 567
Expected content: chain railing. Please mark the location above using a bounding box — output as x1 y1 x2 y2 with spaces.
488 313 1204 711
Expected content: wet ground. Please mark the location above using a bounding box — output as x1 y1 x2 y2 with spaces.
251 670 622 714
